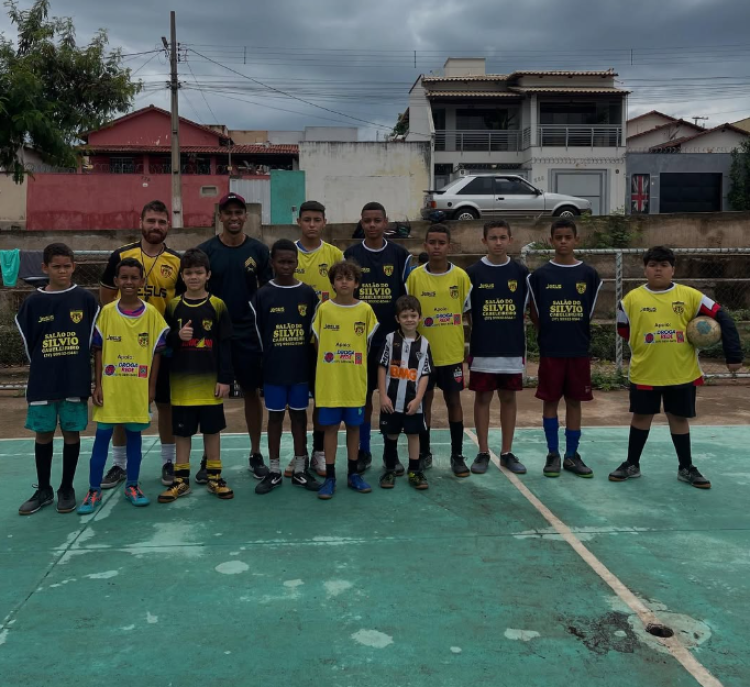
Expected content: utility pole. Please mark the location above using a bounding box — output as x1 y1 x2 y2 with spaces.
691 116 709 129
161 11 182 229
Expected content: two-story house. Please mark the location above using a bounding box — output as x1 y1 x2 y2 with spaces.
403 58 629 215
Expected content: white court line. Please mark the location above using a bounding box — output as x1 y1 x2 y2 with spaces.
464 428 724 687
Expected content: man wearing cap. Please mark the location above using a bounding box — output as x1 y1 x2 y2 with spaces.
198 193 273 479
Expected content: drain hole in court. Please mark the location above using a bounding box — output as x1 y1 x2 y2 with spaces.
646 623 674 638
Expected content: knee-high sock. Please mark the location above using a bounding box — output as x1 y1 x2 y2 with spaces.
35 441 54 490
89 427 115 489
543 417 559 454
359 422 371 453
61 442 80 490
124 429 143 486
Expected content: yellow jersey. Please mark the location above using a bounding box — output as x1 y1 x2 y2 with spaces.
295 240 344 303
312 299 378 407
406 264 472 367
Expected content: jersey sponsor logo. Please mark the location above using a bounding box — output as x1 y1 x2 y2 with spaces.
453 314 462 325
160 264 173 279
202 319 213 331
324 323 340 331
245 256 257 270
138 332 149 348
355 352 363 365
318 263 329 277
104 364 116 376
321 291 331 302
477 283 494 289
106 335 122 342
421 291 436 297
672 301 685 314
508 280 518 293
424 317 434 327
70 310 83 324
641 307 657 312
138 365 149 378
324 352 335 363
449 285 459 299
546 284 562 289
354 321 366 336
143 284 168 300
270 307 285 313
390 364 417 381
38 315 54 323
383 264 394 277
576 282 587 294
298 304 308 317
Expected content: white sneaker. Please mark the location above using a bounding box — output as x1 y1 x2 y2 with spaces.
311 450 326 477
283 458 296 478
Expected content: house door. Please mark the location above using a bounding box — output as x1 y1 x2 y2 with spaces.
553 170 607 215
659 173 721 213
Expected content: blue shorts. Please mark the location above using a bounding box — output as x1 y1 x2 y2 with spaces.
264 383 310 412
318 406 365 427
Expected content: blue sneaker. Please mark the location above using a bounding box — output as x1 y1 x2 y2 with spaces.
318 477 336 500
77 488 103 515
124 484 150 507
347 473 372 493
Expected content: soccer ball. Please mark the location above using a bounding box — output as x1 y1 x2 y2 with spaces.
686 316 721 349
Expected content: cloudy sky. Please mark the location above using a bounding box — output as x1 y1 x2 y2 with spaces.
3 0 750 139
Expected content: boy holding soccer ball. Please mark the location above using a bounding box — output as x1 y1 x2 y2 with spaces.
610 246 743 488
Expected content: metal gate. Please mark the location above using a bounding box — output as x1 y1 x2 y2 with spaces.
230 177 271 224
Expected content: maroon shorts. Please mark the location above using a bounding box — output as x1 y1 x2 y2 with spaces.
535 357 593 402
469 371 523 393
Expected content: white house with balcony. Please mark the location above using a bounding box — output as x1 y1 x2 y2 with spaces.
402 58 629 215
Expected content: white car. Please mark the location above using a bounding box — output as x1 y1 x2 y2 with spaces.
422 174 592 220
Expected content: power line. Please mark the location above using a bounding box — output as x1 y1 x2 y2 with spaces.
185 56 219 123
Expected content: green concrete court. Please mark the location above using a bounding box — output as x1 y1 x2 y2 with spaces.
0 427 748 687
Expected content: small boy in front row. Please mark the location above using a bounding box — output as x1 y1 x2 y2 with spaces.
611 246 742 489
16 243 99 515
378 295 433 490
159 249 234 503
312 260 379 500
78 258 169 513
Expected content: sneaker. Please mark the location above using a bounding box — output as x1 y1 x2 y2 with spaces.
291 469 321 492
347 473 372 493
471 452 491 474
195 456 208 485
609 462 641 482
543 452 562 478
563 453 594 478
311 451 327 477
318 477 336 500
161 461 175 486
207 477 235 499
394 460 405 477
76 488 102 515
420 452 433 470
101 465 126 489
255 472 283 495
678 465 711 489
356 449 372 474
158 478 191 503
379 471 397 489
284 458 296 478
18 486 54 516
500 452 527 474
249 453 269 480
408 471 429 490
56 487 76 513
450 454 471 478
124 484 150 507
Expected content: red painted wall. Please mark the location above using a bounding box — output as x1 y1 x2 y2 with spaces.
27 174 228 230
87 109 220 147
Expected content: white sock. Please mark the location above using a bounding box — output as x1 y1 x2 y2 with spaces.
270 458 281 474
161 443 176 465
295 455 308 473
112 445 127 469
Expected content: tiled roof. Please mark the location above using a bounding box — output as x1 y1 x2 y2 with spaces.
626 118 703 141
627 110 677 124
422 74 508 82
509 70 618 78
79 144 299 155
426 90 521 98
508 87 629 94
648 137 691 151
670 123 750 145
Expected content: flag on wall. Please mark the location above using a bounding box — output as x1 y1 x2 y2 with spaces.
631 174 650 214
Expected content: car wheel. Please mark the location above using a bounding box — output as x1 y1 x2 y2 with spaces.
553 206 580 218
452 207 479 221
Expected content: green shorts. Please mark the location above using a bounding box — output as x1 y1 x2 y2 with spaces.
25 400 89 434
96 422 150 432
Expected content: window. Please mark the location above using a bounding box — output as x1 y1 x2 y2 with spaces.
109 157 135 174
496 178 534 195
458 177 496 195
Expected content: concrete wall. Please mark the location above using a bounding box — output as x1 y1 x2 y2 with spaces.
627 114 675 138
627 122 701 151
299 141 431 222
681 129 747 153
304 127 358 142
0 175 27 229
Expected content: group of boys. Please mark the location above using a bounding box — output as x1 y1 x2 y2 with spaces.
15 194 744 515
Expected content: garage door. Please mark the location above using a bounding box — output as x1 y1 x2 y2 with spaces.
660 173 722 213
553 171 605 215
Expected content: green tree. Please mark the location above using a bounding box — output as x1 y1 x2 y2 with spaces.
728 139 750 211
0 0 141 182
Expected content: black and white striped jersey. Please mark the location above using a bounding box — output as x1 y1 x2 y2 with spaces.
377 330 433 414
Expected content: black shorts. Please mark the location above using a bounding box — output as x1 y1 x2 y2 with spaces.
379 411 426 436
154 355 171 405
629 383 697 418
172 404 227 437
367 348 381 394
231 340 262 392
427 363 465 393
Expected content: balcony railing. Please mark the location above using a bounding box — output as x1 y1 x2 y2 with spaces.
537 125 623 148
434 130 522 153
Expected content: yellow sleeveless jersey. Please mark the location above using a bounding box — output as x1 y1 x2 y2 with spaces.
93 301 169 424
406 264 472 367
312 300 378 407
294 241 344 302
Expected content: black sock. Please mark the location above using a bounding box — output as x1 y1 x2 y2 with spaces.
626 427 650 466
449 421 464 456
671 432 692 469
35 442 54 490
383 437 398 470
347 459 358 476
326 463 336 478
419 427 431 455
313 430 324 453
61 442 80 490
408 458 421 472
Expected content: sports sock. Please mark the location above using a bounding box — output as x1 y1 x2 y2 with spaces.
626 427 650 466
175 463 190 481
383 437 398 470
359 422 371 453
564 429 582 458
347 459 358 476
206 459 222 479
419 427 431 456
34 441 54 490
449 421 464 456
294 455 308 473
408 458 421 472
671 432 692 469
60 441 80 490
326 463 336 479
269 458 281 474
112 444 127 469
161 442 176 466
543 416 559 454
89 426 114 489
124 429 143 486
313 430 324 453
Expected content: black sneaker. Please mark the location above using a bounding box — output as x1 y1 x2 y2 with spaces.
101 465 126 489
291 469 321 492
161 461 175 486
500 452 527 474
609 462 641 482
408 471 429 490
18 486 54 515
471 452 491 474
563 453 593 478
678 465 711 489
420 452 433 470
255 472 283 494
249 453 269 480
56 487 77 513
195 456 208 484
379 471 396 489
356 450 372 474
544 452 561 478
450 454 471 478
